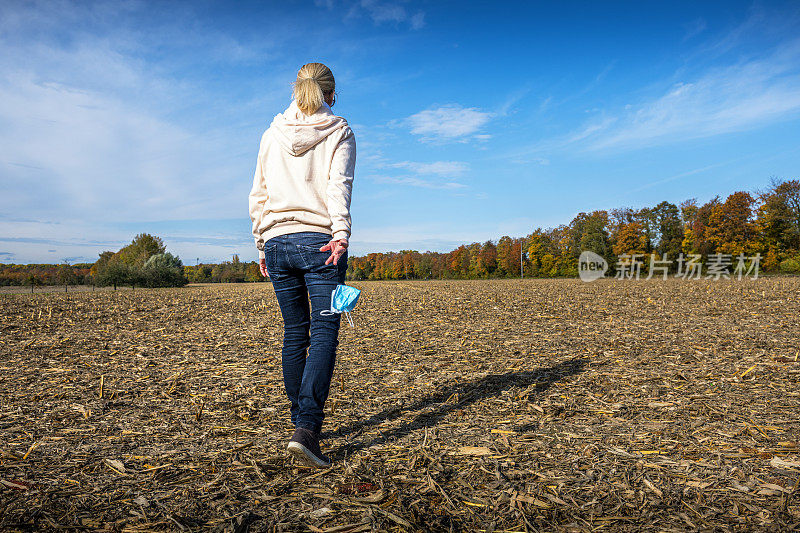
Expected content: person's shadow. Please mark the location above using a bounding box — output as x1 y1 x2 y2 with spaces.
326 356 586 458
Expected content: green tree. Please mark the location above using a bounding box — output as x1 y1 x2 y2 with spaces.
141 253 188 287
90 251 114 278
57 262 80 291
96 262 134 290
187 264 213 283
651 201 683 260
572 211 613 265
114 233 166 267
22 273 42 293
756 178 800 256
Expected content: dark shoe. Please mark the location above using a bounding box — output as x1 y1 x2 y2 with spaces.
287 427 331 468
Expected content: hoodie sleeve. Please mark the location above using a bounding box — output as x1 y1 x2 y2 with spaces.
327 127 356 242
248 133 269 260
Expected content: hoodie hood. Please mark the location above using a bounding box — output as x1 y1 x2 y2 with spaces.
270 100 348 156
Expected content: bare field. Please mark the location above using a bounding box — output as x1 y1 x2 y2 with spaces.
1 279 799 532
0 285 134 295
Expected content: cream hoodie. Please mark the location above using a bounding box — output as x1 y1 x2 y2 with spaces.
249 100 356 259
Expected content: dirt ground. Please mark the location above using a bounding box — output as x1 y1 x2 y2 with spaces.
1 278 799 532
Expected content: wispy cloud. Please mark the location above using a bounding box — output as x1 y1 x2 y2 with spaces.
0 2 268 223
401 104 493 142
0 72 243 221
370 175 466 190
0 216 256 264
362 156 471 190
632 161 733 192
522 38 800 156
497 87 532 116
389 160 469 177
587 41 800 151
0 1 288 263
344 0 425 30
682 18 707 41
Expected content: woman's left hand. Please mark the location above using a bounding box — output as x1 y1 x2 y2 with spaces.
319 239 348 265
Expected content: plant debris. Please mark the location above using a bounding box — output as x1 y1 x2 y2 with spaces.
1 278 799 531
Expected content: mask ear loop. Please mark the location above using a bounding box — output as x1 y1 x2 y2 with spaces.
320 286 355 326
320 287 337 316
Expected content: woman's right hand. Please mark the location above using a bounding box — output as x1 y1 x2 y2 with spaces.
320 239 348 266
259 258 268 277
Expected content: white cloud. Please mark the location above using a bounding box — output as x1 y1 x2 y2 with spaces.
0 216 255 264
390 160 469 177
361 0 406 24
409 12 426 30
404 104 493 142
363 158 470 190
370 175 466 190
0 70 243 222
497 87 531 116
0 1 286 263
578 40 800 151
683 18 707 41
346 0 426 29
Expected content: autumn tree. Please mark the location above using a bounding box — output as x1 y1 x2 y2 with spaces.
706 192 756 255
682 197 720 256
496 236 514 277
480 240 497 276
613 222 648 257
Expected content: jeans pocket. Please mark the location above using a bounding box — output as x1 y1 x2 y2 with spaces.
264 243 278 270
297 244 338 278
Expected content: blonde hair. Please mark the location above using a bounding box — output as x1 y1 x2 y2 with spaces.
293 62 335 115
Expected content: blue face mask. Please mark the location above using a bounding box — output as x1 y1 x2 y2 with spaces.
331 284 361 312
320 284 361 326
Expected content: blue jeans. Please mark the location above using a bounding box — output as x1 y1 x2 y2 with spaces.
263 231 347 434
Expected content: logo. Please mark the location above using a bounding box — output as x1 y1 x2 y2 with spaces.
578 251 608 282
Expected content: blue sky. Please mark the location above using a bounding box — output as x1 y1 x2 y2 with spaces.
1 0 799 264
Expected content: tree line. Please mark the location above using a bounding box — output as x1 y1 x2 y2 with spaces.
0 263 92 288
346 178 800 280
0 234 189 289
2 178 798 286
183 255 265 284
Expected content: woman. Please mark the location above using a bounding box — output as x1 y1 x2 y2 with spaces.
249 62 355 468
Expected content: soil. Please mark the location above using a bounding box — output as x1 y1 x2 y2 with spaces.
1 278 799 531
